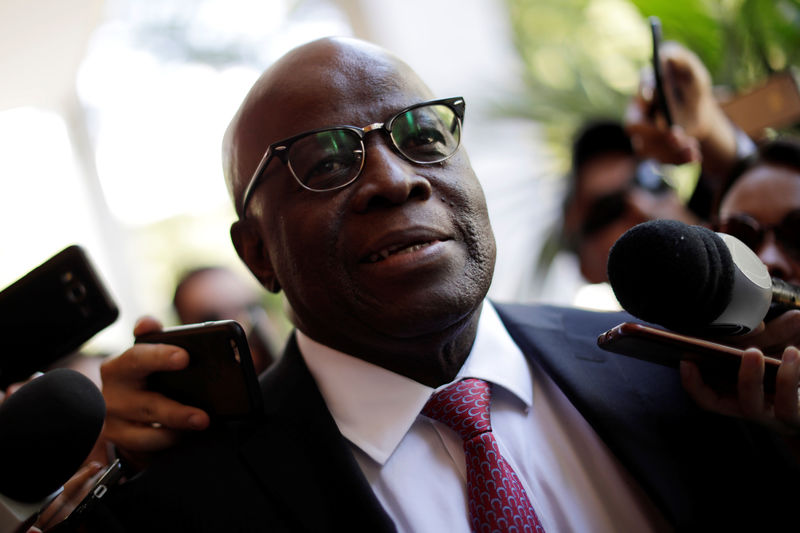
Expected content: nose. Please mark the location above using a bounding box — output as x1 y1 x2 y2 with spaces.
757 233 794 281
349 137 432 213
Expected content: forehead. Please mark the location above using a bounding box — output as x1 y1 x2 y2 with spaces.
227 40 435 199
576 153 636 200
721 163 800 220
248 47 428 144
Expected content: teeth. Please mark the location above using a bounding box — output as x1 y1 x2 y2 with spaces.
367 242 432 263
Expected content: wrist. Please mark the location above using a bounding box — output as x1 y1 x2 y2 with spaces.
698 106 739 175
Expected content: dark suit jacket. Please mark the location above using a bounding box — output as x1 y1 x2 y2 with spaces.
93 304 800 532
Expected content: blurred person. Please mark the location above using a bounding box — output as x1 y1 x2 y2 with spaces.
555 40 756 307
91 37 800 532
172 265 282 374
682 138 800 432
625 41 756 217
716 139 800 286
561 120 699 286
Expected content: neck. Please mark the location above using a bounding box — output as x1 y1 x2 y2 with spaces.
305 302 484 388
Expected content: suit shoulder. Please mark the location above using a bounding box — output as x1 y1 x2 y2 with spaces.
492 301 631 334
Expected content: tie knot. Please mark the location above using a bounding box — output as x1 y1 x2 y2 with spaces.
422 378 492 441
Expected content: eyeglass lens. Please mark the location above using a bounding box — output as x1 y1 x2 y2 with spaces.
718 210 800 259
285 103 460 191
288 130 364 191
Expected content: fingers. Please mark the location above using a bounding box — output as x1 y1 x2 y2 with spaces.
101 343 210 431
133 315 163 337
35 462 104 529
101 342 189 383
680 360 713 407
103 415 185 453
774 347 800 429
679 360 739 417
737 349 766 419
100 319 211 459
736 310 800 356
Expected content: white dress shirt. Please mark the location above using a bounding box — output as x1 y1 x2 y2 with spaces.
297 302 669 532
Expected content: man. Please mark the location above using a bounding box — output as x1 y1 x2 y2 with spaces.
95 37 800 532
172 265 282 373
561 119 699 286
560 42 754 290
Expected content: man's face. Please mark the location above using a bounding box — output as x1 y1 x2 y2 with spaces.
719 163 800 285
230 40 496 374
570 153 696 283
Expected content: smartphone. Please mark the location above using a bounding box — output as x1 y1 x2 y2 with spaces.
597 322 781 393
0 245 119 389
136 320 263 420
43 459 125 531
649 16 674 127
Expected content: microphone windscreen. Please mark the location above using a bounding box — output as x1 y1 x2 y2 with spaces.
0 368 105 503
607 219 736 332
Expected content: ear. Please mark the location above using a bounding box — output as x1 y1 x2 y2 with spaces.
230 220 282 293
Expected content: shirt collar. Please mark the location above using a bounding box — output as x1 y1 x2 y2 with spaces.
297 301 532 465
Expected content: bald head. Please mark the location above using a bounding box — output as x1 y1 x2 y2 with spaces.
222 37 432 213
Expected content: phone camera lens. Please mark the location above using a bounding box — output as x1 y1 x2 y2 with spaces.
66 281 87 303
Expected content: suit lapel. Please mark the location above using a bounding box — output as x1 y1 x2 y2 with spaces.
494 302 800 531
238 333 396 533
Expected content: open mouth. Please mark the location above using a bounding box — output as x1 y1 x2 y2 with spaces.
364 241 436 263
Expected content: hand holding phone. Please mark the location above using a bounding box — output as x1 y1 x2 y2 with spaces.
597 322 781 393
135 320 263 421
35 459 123 531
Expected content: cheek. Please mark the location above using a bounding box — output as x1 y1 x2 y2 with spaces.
269 202 348 293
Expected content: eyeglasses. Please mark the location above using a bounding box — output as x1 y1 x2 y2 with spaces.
579 159 673 237
239 96 465 217
714 210 800 260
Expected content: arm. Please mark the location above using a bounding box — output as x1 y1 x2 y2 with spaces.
100 316 210 472
625 42 746 186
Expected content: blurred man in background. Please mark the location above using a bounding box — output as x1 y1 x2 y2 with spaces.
172 265 283 374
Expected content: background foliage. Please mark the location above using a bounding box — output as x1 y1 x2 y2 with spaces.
504 0 800 171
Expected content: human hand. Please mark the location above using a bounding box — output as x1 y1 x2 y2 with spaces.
100 316 210 470
625 41 737 177
32 461 104 531
680 311 800 433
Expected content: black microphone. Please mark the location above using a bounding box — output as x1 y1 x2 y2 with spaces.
0 368 105 533
606 219 797 335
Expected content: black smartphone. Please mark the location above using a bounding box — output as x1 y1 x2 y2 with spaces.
649 15 674 127
136 320 263 420
597 322 781 393
0 245 119 388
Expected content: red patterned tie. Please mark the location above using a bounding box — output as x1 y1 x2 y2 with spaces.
422 378 545 533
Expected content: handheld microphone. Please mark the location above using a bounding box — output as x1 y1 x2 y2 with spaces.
606 219 799 334
0 368 105 533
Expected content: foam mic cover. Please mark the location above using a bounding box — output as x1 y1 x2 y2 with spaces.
607 219 736 332
0 368 105 503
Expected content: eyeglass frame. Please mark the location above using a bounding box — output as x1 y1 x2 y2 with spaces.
714 209 800 260
238 96 466 218
577 158 674 239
